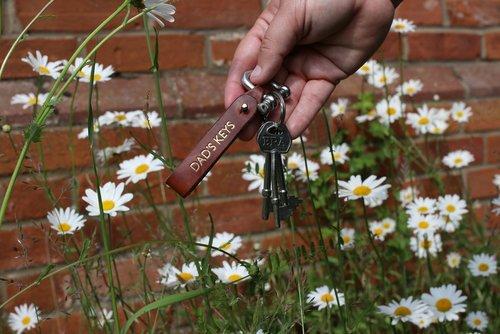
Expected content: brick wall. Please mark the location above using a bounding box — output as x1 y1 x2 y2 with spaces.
0 0 499 331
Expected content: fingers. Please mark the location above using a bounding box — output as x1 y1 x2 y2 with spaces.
250 4 301 86
286 79 335 138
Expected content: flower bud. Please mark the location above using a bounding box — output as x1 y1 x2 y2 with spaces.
2 124 11 133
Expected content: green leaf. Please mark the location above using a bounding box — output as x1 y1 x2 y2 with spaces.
24 122 44 143
121 289 210 334
35 264 55 285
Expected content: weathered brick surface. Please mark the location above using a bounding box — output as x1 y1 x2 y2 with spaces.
1 0 500 319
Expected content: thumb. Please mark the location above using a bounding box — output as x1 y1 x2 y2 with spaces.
250 5 300 85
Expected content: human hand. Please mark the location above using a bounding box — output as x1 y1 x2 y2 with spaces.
224 0 396 139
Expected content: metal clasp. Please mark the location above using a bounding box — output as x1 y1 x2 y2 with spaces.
241 71 290 118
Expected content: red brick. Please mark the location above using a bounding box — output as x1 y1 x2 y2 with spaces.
465 99 500 132
172 197 274 236
2 175 72 222
396 0 443 25
37 312 85 334
373 33 401 61
0 224 50 271
170 72 226 118
0 38 77 79
92 34 205 73
404 65 465 100
446 0 500 27
211 37 241 66
331 75 363 100
487 135 500 163
408 32 481 61
4 271 72 312
485 32 500 60
206 159 251 196
172 0 261 29
467 167 500 199
454 63 500 98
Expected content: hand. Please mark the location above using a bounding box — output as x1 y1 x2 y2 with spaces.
224 0 395 139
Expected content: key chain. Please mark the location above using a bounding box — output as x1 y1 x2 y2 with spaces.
166 71 301 225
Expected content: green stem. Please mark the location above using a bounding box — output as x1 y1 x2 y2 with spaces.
361 200 386 290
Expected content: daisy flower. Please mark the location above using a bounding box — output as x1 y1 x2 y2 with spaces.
406 197 437 216
8 303 40 334
158 262 199 288
242 154 266 192
466 311 488 332
356 59 381 76
407 214 443 237
437 194 468 221
130 111 161 128
211 261 250 284
340 228 355 250
307 286 345 310
144 0 176 27
11 93 48 109
421 284 467 322
79 62 114 84
493 174 500 188
413 310 435 329
330 98 349 118
368 67 399 89
398 186 419 207
47 207 86 235
397 79 423 97
442 150 474 169
410 233 442 258
21 50 63 79
338 175 391 206
68 57 87 79
295 159 320 182
406 104 439 134
77 121 101 139
117 154 164 184
369 221 388 241
320 143 350 165
377 296 430 325
391 18 416 33
83 182 133 217
380 217 396 234
286 152 305 171
97 138 136 162
211 232 242 256
366 187 389 208
375 95 405 125
98 111 133 126
468 253 497 277
429 108 451 135
355 109 378 123
446 252 462 268
450 102 472 123
96 308 114 328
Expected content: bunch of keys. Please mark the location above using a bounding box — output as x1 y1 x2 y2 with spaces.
242 72 302 227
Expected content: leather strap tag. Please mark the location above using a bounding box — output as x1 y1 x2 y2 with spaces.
166 89 263 197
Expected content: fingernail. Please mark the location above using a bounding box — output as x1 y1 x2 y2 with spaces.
250 65 261 81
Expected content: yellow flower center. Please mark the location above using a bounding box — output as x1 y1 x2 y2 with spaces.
373 227 384 236
94 74 102 81
418 117 430 125
435 298 452 312
394 306 411 317
38 65 50 75
334 152 342 160
21 316 31 326
361 64 370 72
342 235 351 244
387 107 397 116
379 75 387 84
58 222 72 232
352 185 372 197
473 318 482 326
418 221 429 229
383 222 391 229
420 239 432 249
77 70 85 78
258 169 265 178
454 158 463 165
418 206 429 214
115 114 127 122
320 293 334 303
177 272 194 282
406 87 416 95
102 200 115 212
135 163 150 175
288 161 299 170
228 274 242 282
28 96 38 106
456 111 464 118
220 242 231 251
478 263 489 272
446 204 456 213
394 23 405 30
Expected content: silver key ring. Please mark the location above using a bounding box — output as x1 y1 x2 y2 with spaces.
271 91 286 125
